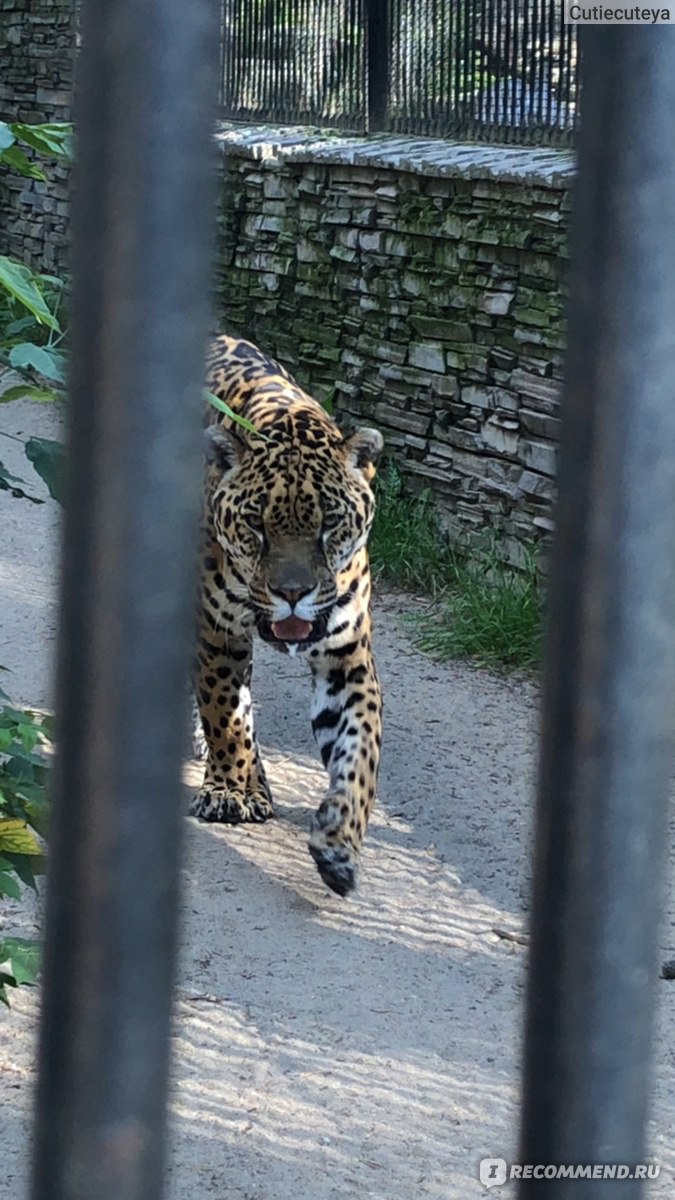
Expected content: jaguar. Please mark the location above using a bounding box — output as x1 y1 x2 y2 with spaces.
190 334 383 896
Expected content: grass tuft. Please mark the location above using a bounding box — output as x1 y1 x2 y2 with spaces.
368 465 458 595
413 549 542 669
369 466 543 670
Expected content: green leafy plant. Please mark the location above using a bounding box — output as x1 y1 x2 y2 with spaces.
23 436 66 504
0 256 61 332
0 683 52 1003
0 120 70 1001
0 120 72 180
0 118 71 502
0 937 41 1003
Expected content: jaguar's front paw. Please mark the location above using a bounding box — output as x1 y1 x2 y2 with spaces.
190 784 274 824
308 807 359 897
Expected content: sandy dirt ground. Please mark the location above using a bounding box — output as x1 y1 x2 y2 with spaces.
1 393 675 1198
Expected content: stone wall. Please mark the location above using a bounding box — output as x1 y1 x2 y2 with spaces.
217 127 575 563
0 0 75 271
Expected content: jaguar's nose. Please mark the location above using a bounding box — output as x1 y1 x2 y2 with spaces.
273 586 312 607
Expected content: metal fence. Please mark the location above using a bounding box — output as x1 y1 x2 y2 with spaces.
220 0 579 145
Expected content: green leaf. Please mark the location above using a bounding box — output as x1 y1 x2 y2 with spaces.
0 871 21 900
0 385 60 405
1 780 48 814
0 937 41 985
0 144 47 181
2 851 43 890
0 728 12 751
3 313 39 339
203 390 265 438
24 436 66 504
320 388 335 416
3 749 49 777
24 802 49 839
17 723 40 752
0 122 16 152
0 704 26 725
0 257 60 330
10 122 73 160
9 342 66 383
39 273 67 289
0 818 42 855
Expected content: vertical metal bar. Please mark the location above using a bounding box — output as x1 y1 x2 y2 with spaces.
218 0 226 109
30 2 219 1199
366 0 389 131
569 21 580 134
520 29 675 1197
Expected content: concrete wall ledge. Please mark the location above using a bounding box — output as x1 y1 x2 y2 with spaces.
215 121 576 189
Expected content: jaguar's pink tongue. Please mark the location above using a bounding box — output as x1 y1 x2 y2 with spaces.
271 616 313 641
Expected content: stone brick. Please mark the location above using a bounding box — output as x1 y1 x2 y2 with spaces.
408 342 446 374
482 414 520 457
517 470 556 501
433 427 485 453
519 439 558 477
461 385 494 410
510 370 562 410
410 315 473 342
359 230 383 253
374 404 432 437
520 408 561 439
480 290 514 316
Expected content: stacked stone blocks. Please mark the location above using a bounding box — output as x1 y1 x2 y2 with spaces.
217 131 574 564
0 0 74 271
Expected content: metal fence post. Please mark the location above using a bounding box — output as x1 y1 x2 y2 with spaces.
366 0 390 132
30 3 219 1199
519 29 675 1197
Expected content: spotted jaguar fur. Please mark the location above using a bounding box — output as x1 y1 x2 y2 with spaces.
190 334 383 896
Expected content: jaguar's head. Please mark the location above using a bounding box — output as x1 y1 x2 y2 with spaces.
206 419 383 649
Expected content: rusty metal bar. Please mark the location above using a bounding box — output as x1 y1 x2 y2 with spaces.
519 28 675 1198
30 3 219 1199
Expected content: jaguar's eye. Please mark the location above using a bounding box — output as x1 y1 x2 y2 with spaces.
322 514 341 536
245 512 264 536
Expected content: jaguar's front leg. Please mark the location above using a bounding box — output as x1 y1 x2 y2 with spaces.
190 624 273 824
308 640 382 895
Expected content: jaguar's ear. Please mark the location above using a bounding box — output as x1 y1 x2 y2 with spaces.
204 424 245 471
344 427 384 474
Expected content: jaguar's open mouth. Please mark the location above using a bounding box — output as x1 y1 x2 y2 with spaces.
256 612 329 651
271 615 313 641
